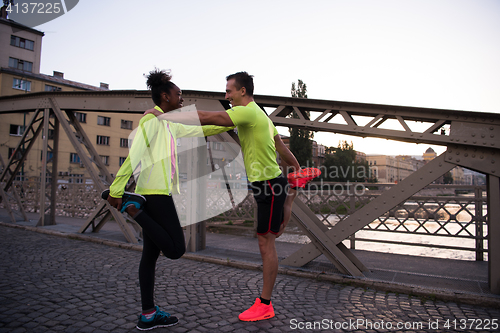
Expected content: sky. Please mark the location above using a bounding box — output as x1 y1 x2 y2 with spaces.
32 0 500 157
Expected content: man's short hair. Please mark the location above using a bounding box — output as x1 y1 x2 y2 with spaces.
226 72 254 96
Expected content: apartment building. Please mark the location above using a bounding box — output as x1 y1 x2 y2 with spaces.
366 155 416 183
366 149 472 185
0 16 142 184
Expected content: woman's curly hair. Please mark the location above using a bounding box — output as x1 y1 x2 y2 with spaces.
146 68 176 106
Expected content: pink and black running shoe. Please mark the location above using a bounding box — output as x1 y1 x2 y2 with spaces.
287 167 321 188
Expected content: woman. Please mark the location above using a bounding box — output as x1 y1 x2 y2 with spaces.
104 69 232 330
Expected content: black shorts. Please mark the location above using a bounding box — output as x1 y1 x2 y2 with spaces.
250 175 289 235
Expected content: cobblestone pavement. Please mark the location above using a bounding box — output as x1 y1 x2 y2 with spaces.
1 226 499 333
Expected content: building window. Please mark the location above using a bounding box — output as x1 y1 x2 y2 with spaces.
45 85 62 92
14 171 25 181
96 135 110 145
9 124 25 136
119 157 127 166
120 138 129 148
70 153 81 164
74 112 87 123
40 151 54 162
121 120 133 129
97 116 110 126
212 142 224 151
12 78 31 91
9 57 33 72
100 155 109 165
10 35 34 51
8 147 22 159
68 174 83 184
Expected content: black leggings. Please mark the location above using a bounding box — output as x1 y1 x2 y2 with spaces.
133 195 185 311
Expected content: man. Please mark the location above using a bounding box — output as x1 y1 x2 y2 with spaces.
147 72 300 321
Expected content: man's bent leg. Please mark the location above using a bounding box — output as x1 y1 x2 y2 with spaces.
277 188 297 238
258 233 278 300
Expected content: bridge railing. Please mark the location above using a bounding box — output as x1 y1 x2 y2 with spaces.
191 181 489 260
4 178 486 260
4 179 101 218
299 182 487 261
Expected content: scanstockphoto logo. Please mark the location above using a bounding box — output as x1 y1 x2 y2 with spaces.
5 0 79 28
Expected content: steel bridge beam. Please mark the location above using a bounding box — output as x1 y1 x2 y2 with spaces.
487 175 500 294
2 90 498 148
0 97 139 243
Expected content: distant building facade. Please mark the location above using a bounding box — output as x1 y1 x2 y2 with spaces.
366 147 474 185
312 140 326 167
422 147 470 185
423 147 437 162
279 135 326 168
463 169 485 185
366 155 415 183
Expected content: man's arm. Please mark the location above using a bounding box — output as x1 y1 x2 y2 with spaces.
198 111 234 127
274 134 300 238
274 134 300 171
146 108 235 127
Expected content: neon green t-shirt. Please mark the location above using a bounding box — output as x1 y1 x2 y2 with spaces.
226 101 281 182
110 106 234 198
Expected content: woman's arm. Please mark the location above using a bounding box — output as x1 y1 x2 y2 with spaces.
108 155 132 210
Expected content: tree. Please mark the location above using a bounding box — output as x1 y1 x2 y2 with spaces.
443 171 453 184
323 140 373 182
291 80 307 99
2 0 13 10
1 1 14 18
289 80 313 167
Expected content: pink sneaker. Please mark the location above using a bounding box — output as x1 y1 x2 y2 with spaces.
287 167 321 188
238 298 275 321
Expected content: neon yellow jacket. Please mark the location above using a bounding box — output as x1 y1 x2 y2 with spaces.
110 106 234 198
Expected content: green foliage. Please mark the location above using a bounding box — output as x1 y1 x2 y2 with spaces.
312 200 365 214
322 140 376 182
291 80 308 98
443 171 453 184
289 79 313 167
